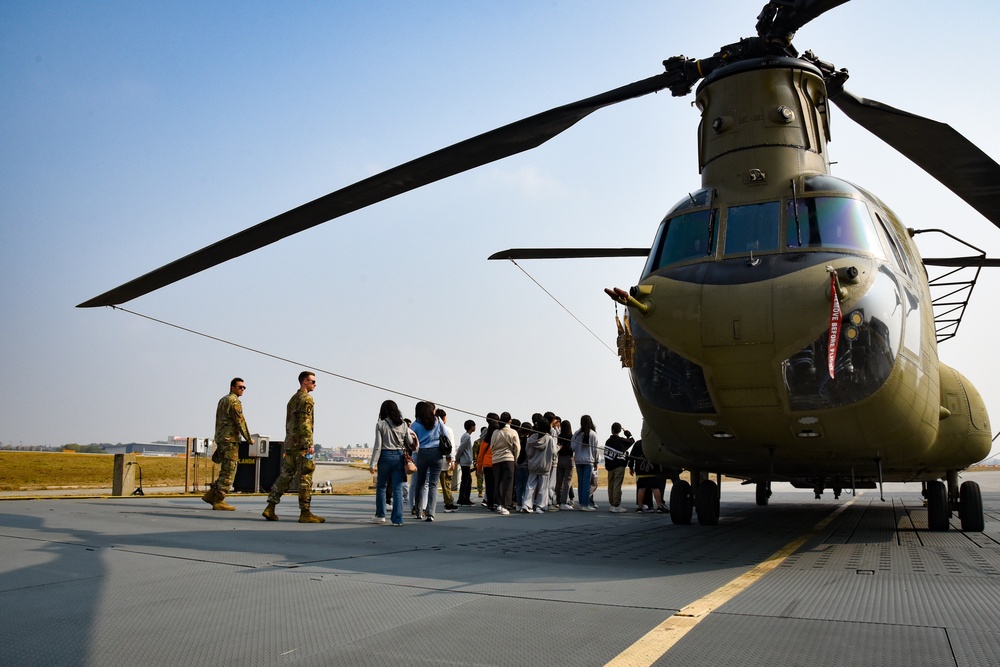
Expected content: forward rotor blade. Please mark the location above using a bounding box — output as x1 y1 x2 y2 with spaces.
778 0 852 34
760 0 852 41
922 256 1000 268
78 73 673 308
488 248 650 260
831 89 1000 230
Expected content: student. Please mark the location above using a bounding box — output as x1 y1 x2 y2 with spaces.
524 414 557 513
556 420 576 510
490 412 520 515
571 415 599 511
411 401 448 522
604 422 634 513
368 399 413 526
455 419 477 506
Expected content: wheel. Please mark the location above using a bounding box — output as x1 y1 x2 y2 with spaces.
755 480 770 506
959 480 984 532
696 479 720 525
670 479 692 524
926 480 950 531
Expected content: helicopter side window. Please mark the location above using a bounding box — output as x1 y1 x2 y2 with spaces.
875 213 909 275
785 197 883 255
647 208 716 272
723 201 780 256
873 212 912 277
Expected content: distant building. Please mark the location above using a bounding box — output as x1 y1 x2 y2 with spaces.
103 436 210 457
344 446 370 460
102 442 187 456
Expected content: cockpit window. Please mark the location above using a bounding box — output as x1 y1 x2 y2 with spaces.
786 197 884 255
723 201 780 255
802 174 864 195
645 208 716 273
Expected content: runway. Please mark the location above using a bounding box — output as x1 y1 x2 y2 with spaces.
1 474 998 666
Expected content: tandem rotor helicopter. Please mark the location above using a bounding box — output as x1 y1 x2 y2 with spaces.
80 1 997 531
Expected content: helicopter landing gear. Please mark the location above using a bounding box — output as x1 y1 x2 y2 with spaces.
669 475 720 525
924 476 982 532
696 479 720 525
670 479 693 524
959 480 984 532
755 480 771 506
926 480 950 531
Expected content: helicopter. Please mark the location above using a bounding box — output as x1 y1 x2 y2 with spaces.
77 1 996 531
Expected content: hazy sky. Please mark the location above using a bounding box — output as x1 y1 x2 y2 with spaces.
3 1 999 459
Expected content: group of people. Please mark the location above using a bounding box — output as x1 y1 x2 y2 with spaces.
205 371 326 524
368 404 674 525
204 374 672 527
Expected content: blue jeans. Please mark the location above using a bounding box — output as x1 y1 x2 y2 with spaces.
375 450 405 525
514 466 529 507
576 464 593 508
415 447 443 517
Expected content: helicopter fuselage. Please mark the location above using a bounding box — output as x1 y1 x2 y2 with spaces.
629 58 991 487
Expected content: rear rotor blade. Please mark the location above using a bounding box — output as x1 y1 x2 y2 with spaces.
489 248 650 260
831 89 1000 230
78 73 672 308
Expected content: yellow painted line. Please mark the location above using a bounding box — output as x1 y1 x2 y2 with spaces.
605 499 856 667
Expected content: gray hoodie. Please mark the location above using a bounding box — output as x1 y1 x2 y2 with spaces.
526 432 556 475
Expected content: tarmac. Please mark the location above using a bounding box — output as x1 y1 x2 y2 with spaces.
2 473 999 666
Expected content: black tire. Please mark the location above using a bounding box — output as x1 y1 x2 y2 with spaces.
696 479 720 525
756 481 770 506
926 480 950 531
670 479 692 524
959 480 985 532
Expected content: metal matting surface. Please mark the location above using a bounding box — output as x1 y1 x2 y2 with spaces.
718 568 1000 628
663 614 955 667
2 477 999 666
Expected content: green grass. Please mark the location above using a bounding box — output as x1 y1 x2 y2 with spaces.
0 451 216 491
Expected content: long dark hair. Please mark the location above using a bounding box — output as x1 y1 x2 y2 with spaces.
483 411 500 444
579 414 596 435
415 401 437 430
378 399 403 426
533 413 549 435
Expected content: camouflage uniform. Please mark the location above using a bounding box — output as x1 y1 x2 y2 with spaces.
267 388 317 512
210 391 252 498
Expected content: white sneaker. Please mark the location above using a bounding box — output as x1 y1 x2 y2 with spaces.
559 503 574 510
498 507 510 516
534 507 545 514
581 505 596 512
371 517 386 524
519 506 530 513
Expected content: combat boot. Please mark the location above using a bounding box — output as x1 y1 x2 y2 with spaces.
212 493 236 511
201 488 218 505
262 502 279 521
298 510 326 523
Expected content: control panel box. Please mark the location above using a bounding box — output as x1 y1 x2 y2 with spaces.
248 433 270 458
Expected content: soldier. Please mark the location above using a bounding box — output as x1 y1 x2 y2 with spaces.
262 371 325 523
203 377 253 511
